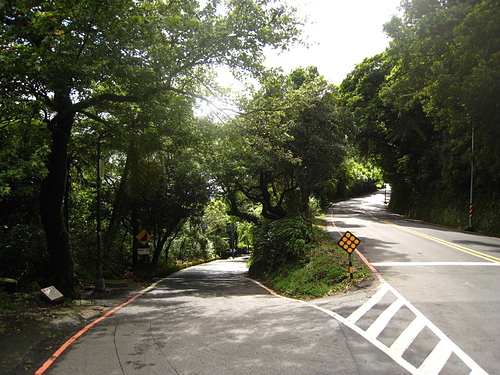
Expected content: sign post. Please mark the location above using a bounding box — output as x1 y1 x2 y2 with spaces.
337 231 361 279
41 286 64 303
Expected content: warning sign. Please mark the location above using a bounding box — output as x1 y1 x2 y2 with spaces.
136 229 152 246
338 231 361 253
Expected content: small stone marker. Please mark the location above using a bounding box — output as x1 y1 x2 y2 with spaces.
73 299 94 306
41 286 64 303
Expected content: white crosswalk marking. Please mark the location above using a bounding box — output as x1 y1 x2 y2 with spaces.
416 340 453 375
306 283 489 375
252 276 489 374
365 297 405 340
389 316 426 357
345 283 390 324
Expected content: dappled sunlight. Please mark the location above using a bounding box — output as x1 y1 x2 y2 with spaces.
90 260 355 375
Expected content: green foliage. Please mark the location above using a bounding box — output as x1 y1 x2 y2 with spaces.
1 0 303 295
249 215 314 277
0 225 49 287
308 197 322 218
336 157 383 198
199 198 231 254
340 1 500 235
255 223 372 299
0 119 52 286
169 219 216 263
269 252 346 298
0 121 49 199
212 67 353 221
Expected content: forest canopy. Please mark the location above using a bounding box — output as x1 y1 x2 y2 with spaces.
1 0 498 296
340 0 499 232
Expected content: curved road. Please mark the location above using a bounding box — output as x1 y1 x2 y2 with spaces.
38 190 499 374
325 189 500 374
40 259 406 375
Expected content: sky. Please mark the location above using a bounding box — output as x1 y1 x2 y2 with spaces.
264 0 403 85
204 0 403 117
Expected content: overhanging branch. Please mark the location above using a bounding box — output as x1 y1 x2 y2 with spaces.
77 110 115 126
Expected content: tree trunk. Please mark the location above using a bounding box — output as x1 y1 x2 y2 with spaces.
151 222 181 267
300 185 311 219
39 108 79 298
103 143 133 260
131 207 139 269
151 238 165 267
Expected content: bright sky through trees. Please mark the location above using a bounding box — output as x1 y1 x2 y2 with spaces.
208 0 402 117
265 0 402 85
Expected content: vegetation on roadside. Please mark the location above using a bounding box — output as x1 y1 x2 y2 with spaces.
248 216 372 299
2 0 497 299
340 0 499 234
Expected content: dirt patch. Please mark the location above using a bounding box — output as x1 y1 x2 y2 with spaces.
0 280 145 375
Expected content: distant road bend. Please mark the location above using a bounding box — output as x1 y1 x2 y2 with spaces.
326 189 499 375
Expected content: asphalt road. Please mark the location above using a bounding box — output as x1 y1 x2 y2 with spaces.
42 259 407 375
38 190 499 375
325 189 500 375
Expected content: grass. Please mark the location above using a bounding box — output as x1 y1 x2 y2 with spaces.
263 225 372 299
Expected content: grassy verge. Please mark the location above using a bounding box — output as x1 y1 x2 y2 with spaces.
259 224 372 299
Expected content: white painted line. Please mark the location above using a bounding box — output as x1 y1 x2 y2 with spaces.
470 369 490 375
250 277 489 375
389 316 426 357
365 298 405 340
315 282 488 375
371 262 500 267
345 283 390 324
416 340 453 375
306 301 419 375
388 285 489 375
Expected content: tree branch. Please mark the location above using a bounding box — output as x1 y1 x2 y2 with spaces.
77 110 115 127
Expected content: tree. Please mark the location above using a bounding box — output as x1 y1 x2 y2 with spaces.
340 53 437 205
341 0 500 233
201 198 233 256
212 67 352 221
0 0 301 296
0 119 50 285
287 68 352 216
139 149 212 267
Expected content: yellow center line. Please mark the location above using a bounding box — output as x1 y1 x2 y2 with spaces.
378 220 500 264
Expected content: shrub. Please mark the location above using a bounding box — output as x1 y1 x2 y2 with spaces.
251 223 372 299
0 225 50 288
249 216 314 277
